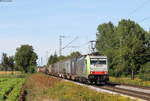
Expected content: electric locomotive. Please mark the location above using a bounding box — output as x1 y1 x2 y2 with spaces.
75 55 109 84
47 54 109 84
86 55 109 84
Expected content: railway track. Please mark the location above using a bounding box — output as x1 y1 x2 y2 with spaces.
77 82 150 100
50 75 150 101
95 82 150 100
107 81 150 90
98 85 150 101
67 80 150 100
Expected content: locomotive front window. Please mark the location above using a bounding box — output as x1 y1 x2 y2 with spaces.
91 60 106 65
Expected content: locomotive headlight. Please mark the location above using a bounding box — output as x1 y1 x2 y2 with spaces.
90 68 94 71
104 71 108 74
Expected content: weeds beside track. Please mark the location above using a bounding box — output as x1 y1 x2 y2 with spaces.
21 73 136 101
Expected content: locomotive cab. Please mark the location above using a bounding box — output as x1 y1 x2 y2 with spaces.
87 56 109 84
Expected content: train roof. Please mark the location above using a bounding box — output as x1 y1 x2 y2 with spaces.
89 55 107 59
82 52 107 58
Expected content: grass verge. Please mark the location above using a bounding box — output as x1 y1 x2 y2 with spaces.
22 73 136 101
110 77 150 87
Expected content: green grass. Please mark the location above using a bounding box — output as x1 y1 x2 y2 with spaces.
47 81 136 101
24 73 137 101
110 76 150 87
0 73 27 78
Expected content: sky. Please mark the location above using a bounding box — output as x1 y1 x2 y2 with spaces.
0 0 150 65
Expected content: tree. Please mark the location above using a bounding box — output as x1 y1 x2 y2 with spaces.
57 55 66 61
1 53 9 71
53 52 58 63
47 51 81 65
96 22 117 75
144 31 150 62
115 19 148 79
47 55 53 65
15 45 38 73
47 52 58 65
69 51 81 58
8 56 14 71
96 22 116 54
96 19 150 79
0 53 15 71
138 32 150 80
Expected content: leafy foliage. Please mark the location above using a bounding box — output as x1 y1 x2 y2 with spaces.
7 56 15 71
1 53 9 71
47 51 81 65
96 19 150 79
69 51 81 58
15 45 38 73
47 52 58 65
0 53 15 71
139 62 150 80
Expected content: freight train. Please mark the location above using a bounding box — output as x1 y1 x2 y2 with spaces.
46 54 109 84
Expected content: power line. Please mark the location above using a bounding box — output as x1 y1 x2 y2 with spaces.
128 0 150 16
77 42 90 48
62 36 78 50
67 46 80 48
138 16 150 23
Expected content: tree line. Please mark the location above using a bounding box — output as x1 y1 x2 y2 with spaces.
0 53 14 71
0 44 38 73
47 19 150 81
47 51 81 65
2 19 149 78
96 19 150 80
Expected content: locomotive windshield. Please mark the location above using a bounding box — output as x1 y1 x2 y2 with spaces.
90 59 106 65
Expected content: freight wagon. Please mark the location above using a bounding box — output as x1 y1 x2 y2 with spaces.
47 54 109 84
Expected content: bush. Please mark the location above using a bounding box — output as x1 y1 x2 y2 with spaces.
139 74 150 81
139 62 150 81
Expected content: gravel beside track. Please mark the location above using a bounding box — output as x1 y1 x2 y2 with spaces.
115 85 150 94
108 82 150 90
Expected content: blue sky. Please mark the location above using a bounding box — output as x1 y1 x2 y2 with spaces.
0 0 150 65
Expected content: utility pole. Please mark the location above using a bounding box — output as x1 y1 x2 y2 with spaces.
46 51 49 64
40 57 43 66
90 40 96 53
59 35 65 56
